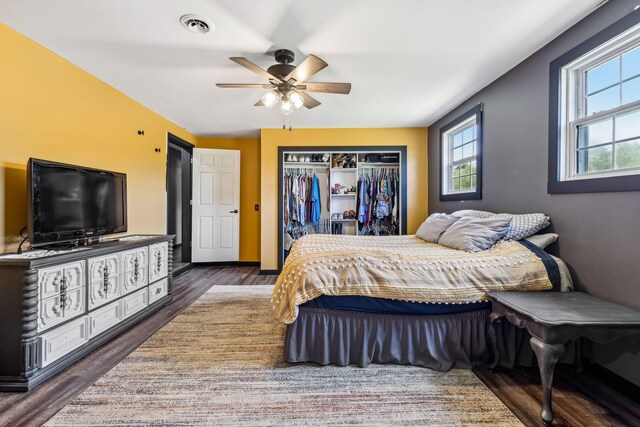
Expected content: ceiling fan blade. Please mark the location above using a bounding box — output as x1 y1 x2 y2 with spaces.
284 54 328 83
216 84 275 89
298 91 321 109
254 99 265 107
302 82 352 94
230 57 282 82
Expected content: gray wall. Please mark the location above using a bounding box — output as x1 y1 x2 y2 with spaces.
428 0 640 386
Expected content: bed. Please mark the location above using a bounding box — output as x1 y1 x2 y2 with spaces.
273 233 572 370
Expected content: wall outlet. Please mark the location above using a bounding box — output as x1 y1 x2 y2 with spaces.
255 204 260 211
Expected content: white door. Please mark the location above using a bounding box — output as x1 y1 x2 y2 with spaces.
192 148 240 262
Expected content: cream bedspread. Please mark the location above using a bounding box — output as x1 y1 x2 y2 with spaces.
273 234 554 323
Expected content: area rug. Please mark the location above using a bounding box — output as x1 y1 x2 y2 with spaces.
45 285 522 426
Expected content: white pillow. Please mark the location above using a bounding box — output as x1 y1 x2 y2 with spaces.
451 209 495 219
415 214 459 243
439 217 512 252
494 213 550 240
524 233 558 249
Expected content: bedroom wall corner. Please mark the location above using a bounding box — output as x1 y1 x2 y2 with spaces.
197 137 261 263
0 23 198 253
260 127 428 271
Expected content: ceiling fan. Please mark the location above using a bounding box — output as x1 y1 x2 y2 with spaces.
216 49 351 116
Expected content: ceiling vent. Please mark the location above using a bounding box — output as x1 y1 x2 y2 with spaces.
180 15 213 35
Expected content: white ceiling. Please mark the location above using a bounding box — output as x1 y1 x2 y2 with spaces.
1 0 602 137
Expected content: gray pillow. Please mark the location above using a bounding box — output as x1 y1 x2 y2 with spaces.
439 217 512 252
494 213 550 240
451 209 495 219
524 233 558 249
415 214 459 243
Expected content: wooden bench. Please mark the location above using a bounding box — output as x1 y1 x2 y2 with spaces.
487 291 640 425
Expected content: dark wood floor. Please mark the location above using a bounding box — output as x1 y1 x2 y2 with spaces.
0 266 638 427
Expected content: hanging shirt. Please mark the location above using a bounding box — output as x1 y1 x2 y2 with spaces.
311 174 321 225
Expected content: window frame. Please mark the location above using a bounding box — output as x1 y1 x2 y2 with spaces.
439 104 483 201
549 8 640 194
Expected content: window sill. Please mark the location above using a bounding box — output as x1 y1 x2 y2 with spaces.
548 173 640 194
439 190 482 201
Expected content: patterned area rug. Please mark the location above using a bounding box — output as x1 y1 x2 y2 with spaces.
46 285 522 426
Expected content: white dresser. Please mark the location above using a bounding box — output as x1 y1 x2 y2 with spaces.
0 235 173 391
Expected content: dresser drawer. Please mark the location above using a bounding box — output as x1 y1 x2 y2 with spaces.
122 266 148 294
39 316 89 368
148 242 169 283
88 253 120 284
121 247 148 272
148 278 169 304
88 300 123 339
88 273 121 310
38 261 85 300
122 288 149 319
38 286 85 332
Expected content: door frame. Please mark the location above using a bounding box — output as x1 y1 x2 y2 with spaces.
167 133 194 264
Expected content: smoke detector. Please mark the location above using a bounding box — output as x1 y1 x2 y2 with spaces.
180 14 213 35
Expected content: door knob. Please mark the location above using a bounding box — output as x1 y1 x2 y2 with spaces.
229 209 239 214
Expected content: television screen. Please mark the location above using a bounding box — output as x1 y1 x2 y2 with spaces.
28 159 127 245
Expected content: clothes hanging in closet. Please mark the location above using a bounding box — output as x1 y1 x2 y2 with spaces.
356 168 399 235
283 170 323 228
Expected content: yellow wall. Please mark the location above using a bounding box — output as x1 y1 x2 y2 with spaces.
260 128 428 270
0 23 197 252
197 138 261 262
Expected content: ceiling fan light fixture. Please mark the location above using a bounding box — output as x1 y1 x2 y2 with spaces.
262 91 279 109
289 92 304 109
280 99 294 116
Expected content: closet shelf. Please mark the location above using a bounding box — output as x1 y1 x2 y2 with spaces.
331 218 357 222
284 162 329 167
359 163 400 167
331 193 356 197
330 168 357 171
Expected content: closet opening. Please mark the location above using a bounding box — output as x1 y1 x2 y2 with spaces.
167 133 194 276
277 146 407 271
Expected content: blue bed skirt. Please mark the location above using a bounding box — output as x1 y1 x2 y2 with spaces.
284 306 537 370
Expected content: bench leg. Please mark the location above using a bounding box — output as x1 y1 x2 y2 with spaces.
530 336 565 425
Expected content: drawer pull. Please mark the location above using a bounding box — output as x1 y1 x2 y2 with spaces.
102 265 112 296
133 258 140 282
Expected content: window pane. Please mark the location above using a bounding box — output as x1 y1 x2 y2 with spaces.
471 175 476 190
577 118 613 148
462 126 474 143
622 46 640 80
622 76 640 105
470 160 477 174
453 132 463 148
615 109 640 141
453 165 460 177
578 145 612 173
460 161 471 176
453 147 463 161
452 178 460 191
586 85 620 115
460 175 471 190
615 139 640 169
586 57 620 94
462 142 474 158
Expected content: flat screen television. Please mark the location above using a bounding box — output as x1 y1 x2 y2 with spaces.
28 158 127 246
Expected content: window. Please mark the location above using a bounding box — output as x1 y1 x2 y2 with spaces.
440 105 482 201
549 9 640 193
